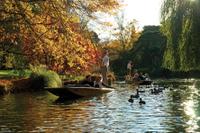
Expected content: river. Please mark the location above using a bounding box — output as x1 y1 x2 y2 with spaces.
0 79 200 133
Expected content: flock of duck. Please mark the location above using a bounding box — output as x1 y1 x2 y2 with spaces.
128 84 170 105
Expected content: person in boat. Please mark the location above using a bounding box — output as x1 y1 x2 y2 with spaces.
63 80 78 85
101 50 109 85
94 75 111 88
138 72 145 81
133 71 139 81
144 73 151 81
127 60 133 76
79 75 95 87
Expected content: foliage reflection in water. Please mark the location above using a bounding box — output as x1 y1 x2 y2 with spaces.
0 79 200 132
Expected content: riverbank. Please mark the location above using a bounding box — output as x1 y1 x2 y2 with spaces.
0 78 37 95
0 69 116 95
0 70 35 95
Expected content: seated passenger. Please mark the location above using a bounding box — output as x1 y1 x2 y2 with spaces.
94 75 102 88
63 80 78 85
79 75 94 87
144 73 151 80
138 72 145 80
133 72 139 81
94 75 111 88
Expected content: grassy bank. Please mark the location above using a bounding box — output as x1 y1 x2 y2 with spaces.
0 69 62 95
0 69 116 95
0 70 31 79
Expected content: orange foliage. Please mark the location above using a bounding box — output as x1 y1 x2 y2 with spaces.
1 0 120 75
0 79 13 87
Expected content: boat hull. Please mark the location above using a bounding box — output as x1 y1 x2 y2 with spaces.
45 86 114 98
126 80 153 85
139 80 152 85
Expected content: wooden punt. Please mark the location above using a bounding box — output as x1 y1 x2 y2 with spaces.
45 85 114 98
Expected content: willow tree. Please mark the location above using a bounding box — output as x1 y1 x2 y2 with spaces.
161 0 200 71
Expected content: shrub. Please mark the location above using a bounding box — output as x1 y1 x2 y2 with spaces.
29 65 62 90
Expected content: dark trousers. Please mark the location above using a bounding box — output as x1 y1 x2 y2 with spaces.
101 66 108 85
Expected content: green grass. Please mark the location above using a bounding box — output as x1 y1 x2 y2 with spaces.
29 65 62 88
0 69 85 82
0 70 31 79
60 75 84 81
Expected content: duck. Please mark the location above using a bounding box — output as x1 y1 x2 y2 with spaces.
137 88 145 93
139 98 146 105
128 95 134 103
132 89 140 98
157 87 164 93
150 88 160 94
146 85 151 88
150 89 155 94
158 86 165 91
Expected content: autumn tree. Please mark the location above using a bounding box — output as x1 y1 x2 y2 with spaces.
0 0 120 75
113 10 139 52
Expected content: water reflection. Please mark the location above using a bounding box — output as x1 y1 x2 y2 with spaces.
184 81 200 132
0 79 200 132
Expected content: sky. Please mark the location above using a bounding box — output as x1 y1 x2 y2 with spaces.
124 0 163 30
88 0 163 41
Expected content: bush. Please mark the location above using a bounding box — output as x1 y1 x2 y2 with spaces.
29 65 62 89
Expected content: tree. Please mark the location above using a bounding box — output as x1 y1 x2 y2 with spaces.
161 0 200 71
111 26 166 76
0 0 120 75
113 10 139 51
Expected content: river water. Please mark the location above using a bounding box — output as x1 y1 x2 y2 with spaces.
0 79 200 133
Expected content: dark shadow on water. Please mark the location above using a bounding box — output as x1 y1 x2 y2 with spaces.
53 95 102 105
53 97 82 104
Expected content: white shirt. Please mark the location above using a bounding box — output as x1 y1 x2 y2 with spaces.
127 62 132 70
103 55 109 68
